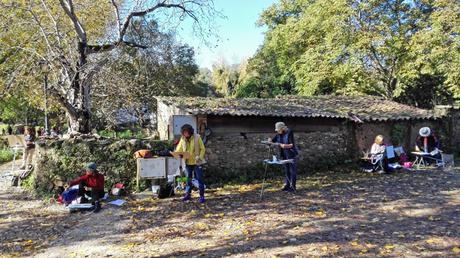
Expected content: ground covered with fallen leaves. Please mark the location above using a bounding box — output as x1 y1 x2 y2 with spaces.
1 162 459 257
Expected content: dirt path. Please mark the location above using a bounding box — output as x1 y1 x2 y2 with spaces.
1 163 459 257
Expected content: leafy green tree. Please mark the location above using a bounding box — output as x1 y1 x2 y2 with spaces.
0 92 44 125
1 0 218 133
92 19 206 129
242 0 459 106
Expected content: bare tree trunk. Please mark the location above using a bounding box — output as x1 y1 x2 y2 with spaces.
67 111 91 133
55 0 216 134
64 42 92 134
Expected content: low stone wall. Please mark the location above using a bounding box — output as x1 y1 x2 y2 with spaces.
204 131 351 182
32 138 172 194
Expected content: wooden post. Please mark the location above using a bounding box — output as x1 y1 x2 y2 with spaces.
136 158 140 192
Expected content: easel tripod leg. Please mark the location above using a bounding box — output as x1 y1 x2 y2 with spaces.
260 163 268 200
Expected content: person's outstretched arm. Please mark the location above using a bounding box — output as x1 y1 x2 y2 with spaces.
68 174 88 187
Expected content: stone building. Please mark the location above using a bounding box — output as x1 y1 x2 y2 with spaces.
155 96 448 180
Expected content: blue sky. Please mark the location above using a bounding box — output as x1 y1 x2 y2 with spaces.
177 0 276 69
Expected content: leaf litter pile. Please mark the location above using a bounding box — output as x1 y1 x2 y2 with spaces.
0 167 459 257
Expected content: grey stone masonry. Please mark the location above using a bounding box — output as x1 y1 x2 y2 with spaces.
204 131 350 180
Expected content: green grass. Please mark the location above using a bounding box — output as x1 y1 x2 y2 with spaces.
0 148 14 164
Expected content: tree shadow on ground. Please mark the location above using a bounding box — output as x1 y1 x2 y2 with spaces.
1 168 459 257
143 169 460 257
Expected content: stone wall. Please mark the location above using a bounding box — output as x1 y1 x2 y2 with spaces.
354 119 446 155
27 106 459 194
32 138 172 194
202 114 455 182
450 107 460 153
204 130 351 182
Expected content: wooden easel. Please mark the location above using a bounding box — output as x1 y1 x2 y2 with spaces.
5 135 26 174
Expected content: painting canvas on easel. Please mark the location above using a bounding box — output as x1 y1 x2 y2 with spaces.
6 135 26 148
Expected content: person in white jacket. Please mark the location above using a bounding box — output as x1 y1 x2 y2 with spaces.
364 135 388 173
370 135 385 157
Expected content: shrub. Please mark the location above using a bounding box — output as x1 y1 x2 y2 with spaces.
33 138 173 194
0 148 14 164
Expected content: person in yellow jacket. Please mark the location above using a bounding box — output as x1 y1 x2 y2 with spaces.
175 124 206 203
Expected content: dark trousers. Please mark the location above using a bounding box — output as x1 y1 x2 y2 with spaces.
185 165 205 197
78 182 104 203
284 161 297 190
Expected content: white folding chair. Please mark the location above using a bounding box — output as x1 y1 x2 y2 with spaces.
370 154 384 171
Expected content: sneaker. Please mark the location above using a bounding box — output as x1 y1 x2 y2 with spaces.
182 194 191 202
199 196 205 203
281 185 290 191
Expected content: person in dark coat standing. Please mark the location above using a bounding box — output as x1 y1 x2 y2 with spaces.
271 122 299 192
7 124 13 135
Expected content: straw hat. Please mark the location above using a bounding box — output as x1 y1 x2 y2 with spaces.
275 122 287 132
419 127 431 137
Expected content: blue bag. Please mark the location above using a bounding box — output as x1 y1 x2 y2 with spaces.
62 187 79 204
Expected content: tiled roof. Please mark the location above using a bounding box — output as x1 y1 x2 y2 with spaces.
156 95 441 122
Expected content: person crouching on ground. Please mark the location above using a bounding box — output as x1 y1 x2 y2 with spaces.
67 162 105 212
175 124 206 203
271 122 299 192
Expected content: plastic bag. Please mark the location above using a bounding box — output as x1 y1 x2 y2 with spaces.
403 162 413 168
62 185 79 205
191 178 206 189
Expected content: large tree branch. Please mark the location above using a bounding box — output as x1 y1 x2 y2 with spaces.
47 86 78 117
119 1 199 43
369 45 389 76
85 41 147 54
28 6 57 58
40 0 76 66
110 0 122 38
40 0 63 47
62 1 203 56
59 0 87 43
